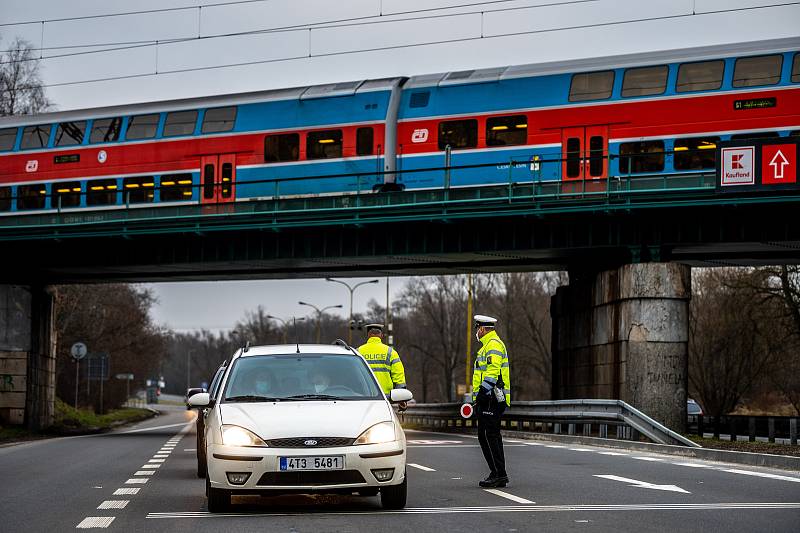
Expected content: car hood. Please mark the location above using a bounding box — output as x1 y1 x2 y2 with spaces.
219 400 393 440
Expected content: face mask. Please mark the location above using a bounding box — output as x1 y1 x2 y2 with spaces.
314 383 326 393
255 382 269 395
476 329 482 342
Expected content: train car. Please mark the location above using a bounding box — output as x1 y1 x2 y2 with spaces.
395 38 800 191
0 38 798 217
0 78 403 215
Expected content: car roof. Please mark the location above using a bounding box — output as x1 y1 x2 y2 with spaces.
233 344 358 359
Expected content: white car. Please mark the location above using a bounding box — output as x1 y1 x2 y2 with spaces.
189 343 413 512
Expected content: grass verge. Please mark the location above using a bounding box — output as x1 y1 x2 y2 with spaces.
0 398 155 445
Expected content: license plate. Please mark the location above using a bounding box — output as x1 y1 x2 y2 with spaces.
280 456 344 471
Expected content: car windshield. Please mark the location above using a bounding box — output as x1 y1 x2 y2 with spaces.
222 353 383 402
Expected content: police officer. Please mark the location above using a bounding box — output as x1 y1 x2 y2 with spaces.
358 324 407 404
471 314 511 488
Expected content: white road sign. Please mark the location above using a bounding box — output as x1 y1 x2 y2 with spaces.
70 342 88 360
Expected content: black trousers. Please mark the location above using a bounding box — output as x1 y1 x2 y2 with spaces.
477 398 507 478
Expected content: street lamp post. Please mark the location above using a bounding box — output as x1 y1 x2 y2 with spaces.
186 349 194 391
298 302 344 343
325 277 379 344
265 315 289 344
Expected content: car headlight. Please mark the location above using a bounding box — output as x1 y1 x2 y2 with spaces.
355 421 396 445
220 425 267 446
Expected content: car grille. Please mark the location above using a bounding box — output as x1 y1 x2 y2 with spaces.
257 470 366 486
265 437 355 448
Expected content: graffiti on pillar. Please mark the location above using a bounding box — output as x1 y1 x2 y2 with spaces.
0 374 14 391
647 354 684 386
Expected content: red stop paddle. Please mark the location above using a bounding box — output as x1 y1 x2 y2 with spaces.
460 403 473 419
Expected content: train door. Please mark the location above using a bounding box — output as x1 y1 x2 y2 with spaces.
561 126 608 181
200 154 236 204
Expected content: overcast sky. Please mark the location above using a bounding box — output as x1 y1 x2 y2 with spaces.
2 0 797 332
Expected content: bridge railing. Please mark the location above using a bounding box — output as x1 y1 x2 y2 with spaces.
400 399 701 448
0 150 721 232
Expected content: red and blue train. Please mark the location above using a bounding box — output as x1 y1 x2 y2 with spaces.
0 38 798 215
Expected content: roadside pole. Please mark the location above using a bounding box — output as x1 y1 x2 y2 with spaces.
70 342 88 409
465 273 473 392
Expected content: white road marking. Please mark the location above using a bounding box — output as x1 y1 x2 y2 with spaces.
672 462 713 468
407 440 463 444
148 459 166 463
125 478 148 484
134 470 155 476
594 475 690 494
721 469 800 483
568 448 594 452
76 516 115 528
597 452 627 456
113 488 140 495
97 501 128 510
545 445 566 449
153 455 169 458
120 422 192 434
632 457 664 462
483 489 535 504
408 463 436 472
524 442 545 446
184 448 197 452
141 464 160 469
146 502 800 518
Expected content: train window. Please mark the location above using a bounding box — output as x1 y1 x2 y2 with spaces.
409 91 430 108
793 54 800 83
126 114 159 140
486 115 527 147
20 124 52 150
17 184 47 210
0 128 18 151
568 71 614 102
307 130 343 159
264 133 299 162
619 141 665 174
733 55 782 87
55 121 86 147
202 107 237 133
565 137 581 178
221 163 233 199
203 164 215 200
356 127 374 156
674 137 719 170
0 187 11 211
792 130 800 136
123 176 155 204
438 119 477 150
588 136 604 177
163 110 198 137
621 65 668 97
676 60 724 92
86 179 118 206
160 174 193 201
53 181 82 208
730 131 780 140
90 117 122 143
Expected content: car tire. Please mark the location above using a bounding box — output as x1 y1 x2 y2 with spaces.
206 477 231 513
380 471 407 509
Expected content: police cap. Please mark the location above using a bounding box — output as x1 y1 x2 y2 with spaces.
365 323 384 333
473 314 498 328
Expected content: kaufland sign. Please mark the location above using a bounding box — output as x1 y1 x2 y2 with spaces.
717 138 799 192
721 146 755 186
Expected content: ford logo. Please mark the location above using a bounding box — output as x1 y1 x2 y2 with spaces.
304 439 318 446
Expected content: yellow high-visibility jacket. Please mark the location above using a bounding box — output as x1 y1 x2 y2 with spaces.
358 337 407 395
471 330 511 405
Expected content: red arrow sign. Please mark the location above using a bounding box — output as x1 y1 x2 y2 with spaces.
762 144 796 184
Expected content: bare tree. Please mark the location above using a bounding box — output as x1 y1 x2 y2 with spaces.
0 36 50 116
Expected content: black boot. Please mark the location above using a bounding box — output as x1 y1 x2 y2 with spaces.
479 476 508 488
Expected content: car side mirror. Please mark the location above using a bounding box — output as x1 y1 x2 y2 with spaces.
389 389 412 403
188 392 211 407
186 387 206 401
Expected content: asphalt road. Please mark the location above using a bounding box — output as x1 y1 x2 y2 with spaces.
1 405 799 532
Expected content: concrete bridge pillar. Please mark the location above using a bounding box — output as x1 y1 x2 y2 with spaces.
0 285 57 430
551 263 690 432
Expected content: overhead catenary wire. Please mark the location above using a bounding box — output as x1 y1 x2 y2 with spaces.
0 1 797 95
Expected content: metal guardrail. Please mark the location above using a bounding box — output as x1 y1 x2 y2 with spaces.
689 414 799 445
401 399 701 448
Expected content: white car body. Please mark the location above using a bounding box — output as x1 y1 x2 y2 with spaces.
193 343 410 511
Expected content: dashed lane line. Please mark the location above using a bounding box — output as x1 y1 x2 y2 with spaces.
671 462 713 468
597 452 628 456
483 488 535 504
76 516 115 529
146 502 800 519
120 422 192 434
141 464 160 469
408 463 436 472
632 457 664 462
134 470 156 476
125 478 148 484
97 501 128 510
113 488 140 496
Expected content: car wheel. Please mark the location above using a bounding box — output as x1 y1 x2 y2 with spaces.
380 471 407 510
206 477 231 513
357 488 378 497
